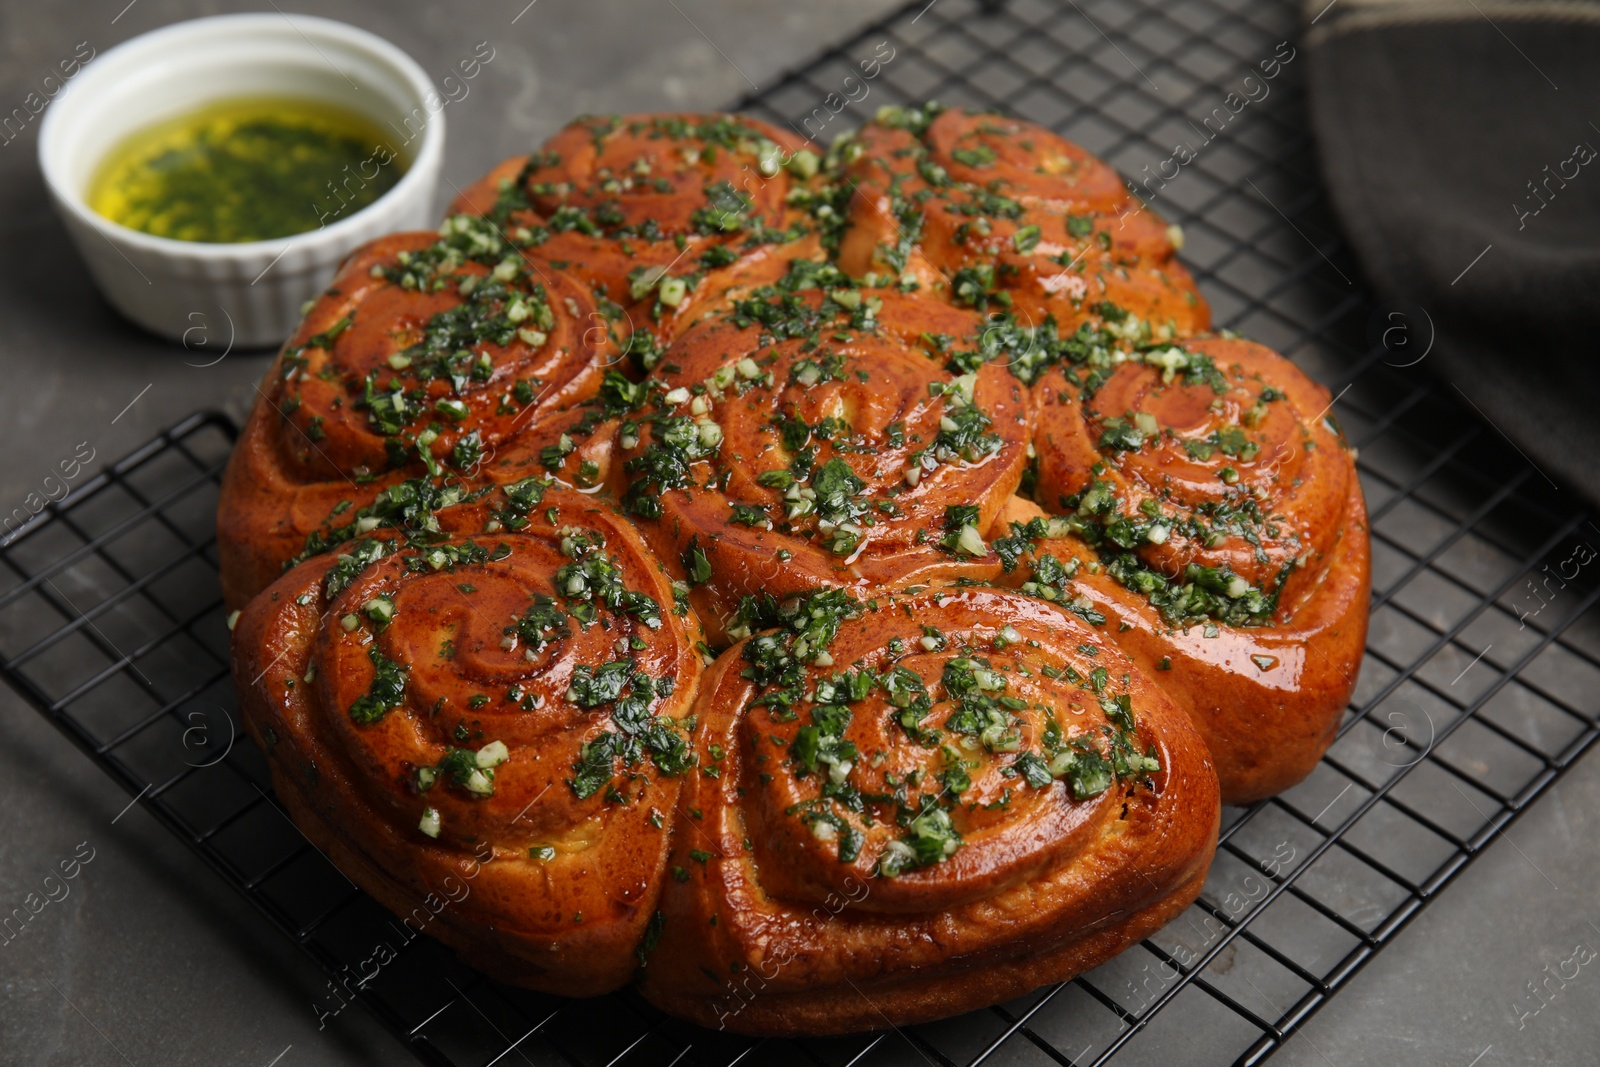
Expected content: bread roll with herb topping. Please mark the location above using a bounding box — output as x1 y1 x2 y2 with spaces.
832 104 1209 341
231 483 703 994
221 102 1368 1034
639 587 1218 1033
216 228 619 608
448 112 825 369
613 280 1032 642
1010 334 1369 803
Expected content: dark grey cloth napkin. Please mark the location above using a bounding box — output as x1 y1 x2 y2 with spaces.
1305 0 1600 503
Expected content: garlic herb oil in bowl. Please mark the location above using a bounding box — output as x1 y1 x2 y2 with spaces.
38 14 445 346
89 96 406 244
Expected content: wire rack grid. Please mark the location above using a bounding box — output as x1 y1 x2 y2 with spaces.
4 0 1599 1064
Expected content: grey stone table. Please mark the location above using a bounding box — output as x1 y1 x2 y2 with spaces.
1 2 1597 1066
1273 743 1600 1067
0 1 898 1064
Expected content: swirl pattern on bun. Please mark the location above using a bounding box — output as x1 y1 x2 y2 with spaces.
231 483 703 994
614 278 1032 639
639 587 1218 1033
1006 334 1369 803
218 226 617 607
448 112 825 365
833 104 1209 340
223 103 1369 1033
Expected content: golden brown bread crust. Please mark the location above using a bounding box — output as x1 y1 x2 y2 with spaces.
612 286 1032 641
222 105 1368 1034
216 229 618 609
1032 336 1351 601
230 486 704 994
833 106 1210 339
445 112 823 354
1075 481 1368 805
638 588 1219 1033
220 399 623 612
1014 334 1369 803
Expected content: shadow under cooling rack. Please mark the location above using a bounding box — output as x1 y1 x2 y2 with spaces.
4 0 1600 1064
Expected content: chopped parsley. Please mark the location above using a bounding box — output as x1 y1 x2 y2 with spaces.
566 666 692 799
349 645 408 725
297 478 486 567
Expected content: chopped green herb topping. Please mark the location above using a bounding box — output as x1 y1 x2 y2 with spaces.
566 666 692 799
298 478 487 567
349 644 408 725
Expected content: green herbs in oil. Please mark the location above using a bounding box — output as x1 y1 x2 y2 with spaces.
88 95 405 243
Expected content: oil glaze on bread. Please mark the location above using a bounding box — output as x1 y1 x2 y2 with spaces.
223 104 1368 1034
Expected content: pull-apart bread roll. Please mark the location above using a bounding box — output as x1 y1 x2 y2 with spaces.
832 104 1210 340
640 587 1218 1033
448 112 826 363
1011 334 1369 804
222 102 1366 1036
218 225 617 609
231 483 703 994
615 277 1032 641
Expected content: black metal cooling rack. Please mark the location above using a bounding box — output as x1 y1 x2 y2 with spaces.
5 0 1600 1064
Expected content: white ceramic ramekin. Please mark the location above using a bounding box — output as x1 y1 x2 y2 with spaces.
39 13 446 347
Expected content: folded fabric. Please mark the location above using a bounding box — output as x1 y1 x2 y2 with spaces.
1306 0 1600 502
